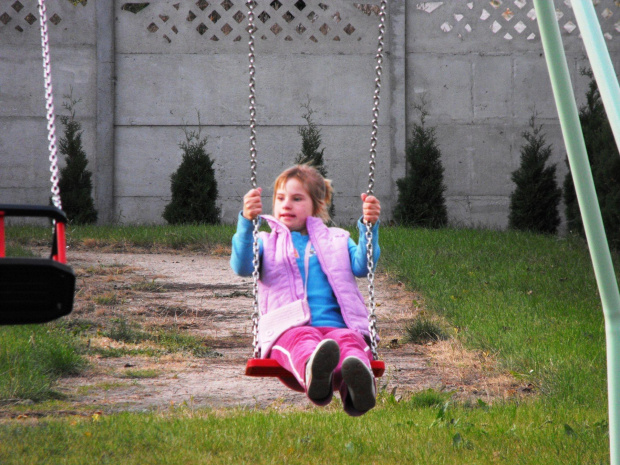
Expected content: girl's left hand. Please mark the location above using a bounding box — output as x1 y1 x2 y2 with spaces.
361 193 381 224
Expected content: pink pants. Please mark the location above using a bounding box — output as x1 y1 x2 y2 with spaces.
270 326 374 416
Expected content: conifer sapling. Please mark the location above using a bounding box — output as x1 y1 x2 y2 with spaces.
163 114 220 224
394 106 448 228
57 90 98 224
508 115 561 234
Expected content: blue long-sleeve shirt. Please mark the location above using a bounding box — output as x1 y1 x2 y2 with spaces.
230 213 380 327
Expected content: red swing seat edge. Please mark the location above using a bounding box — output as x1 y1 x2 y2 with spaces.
245 358 385 378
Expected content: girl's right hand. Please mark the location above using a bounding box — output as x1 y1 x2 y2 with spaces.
243 187 263 220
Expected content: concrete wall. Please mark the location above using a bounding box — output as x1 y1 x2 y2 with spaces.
0 1 96 207
408 1 620 228
1 0 618 228
113 0 398 224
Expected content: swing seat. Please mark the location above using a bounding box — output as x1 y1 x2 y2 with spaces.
245 358 386 378
0 204 75 325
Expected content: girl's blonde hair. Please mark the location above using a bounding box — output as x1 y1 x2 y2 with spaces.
273 164 334 222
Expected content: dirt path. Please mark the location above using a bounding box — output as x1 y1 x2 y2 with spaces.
51 250 523 413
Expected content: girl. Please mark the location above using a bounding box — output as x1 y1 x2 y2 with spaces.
230 165 381 416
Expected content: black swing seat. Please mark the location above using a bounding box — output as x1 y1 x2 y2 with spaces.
0 258 75 325
0 204 75 325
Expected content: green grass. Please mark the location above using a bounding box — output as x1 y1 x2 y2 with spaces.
118 369 160 379
103 318 150 345
0 325 85 402
149 327 222 358
380 227 612 409
5 223 236 251
93 292 124 306
0 224 616 463
130 279 165 292
101 318 222 358
0 401 609 464
3 244 36 258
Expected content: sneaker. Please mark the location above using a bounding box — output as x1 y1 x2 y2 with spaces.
341 356 376 412
305 339 340 402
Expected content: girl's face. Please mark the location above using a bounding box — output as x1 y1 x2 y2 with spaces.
274 177 314 234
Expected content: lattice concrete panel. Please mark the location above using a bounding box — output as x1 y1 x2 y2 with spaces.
0 1 89 35
417 0 619 43
0 1 58 33
116 0 387 53
0 0 94 46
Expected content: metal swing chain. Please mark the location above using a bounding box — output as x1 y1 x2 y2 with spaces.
247 0 261 359
365 0 388 361
38 0 62 211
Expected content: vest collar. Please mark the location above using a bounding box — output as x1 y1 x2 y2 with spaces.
260 214 326 236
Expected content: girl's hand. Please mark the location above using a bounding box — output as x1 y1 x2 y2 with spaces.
243 187 263 220
361 193 381 224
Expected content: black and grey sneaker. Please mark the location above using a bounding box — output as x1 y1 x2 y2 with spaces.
342 356 376 412
305 339 340 402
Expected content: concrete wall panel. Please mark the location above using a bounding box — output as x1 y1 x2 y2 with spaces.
473 55 514 120
0 46 96 118
0 116 96 204
407 54 473 121
448 195 511 230
115 53 383 127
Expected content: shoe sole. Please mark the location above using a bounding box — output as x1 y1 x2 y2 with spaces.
307 339 340 401
342 356 376 412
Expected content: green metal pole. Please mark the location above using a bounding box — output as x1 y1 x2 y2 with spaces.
533 1 620 463
570 0 620 154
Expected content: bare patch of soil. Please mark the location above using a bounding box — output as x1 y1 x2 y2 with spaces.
41 250 531 413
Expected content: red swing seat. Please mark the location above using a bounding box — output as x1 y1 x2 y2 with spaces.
245 358 385 387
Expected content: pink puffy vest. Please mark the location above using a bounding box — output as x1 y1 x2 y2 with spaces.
257 215 370 357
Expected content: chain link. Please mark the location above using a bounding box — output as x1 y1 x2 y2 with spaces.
365 222 378 358
247 0 261 359
38 0 62 210
251 217 261 358
365 0 387 360
367 0 387 198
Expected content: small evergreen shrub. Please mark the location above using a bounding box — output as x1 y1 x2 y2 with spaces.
295 99 335 218
508 116 561 234
394 108 448 228
564 69 620 249
163 118 221 224
295 100 328 176
57 91 98 224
